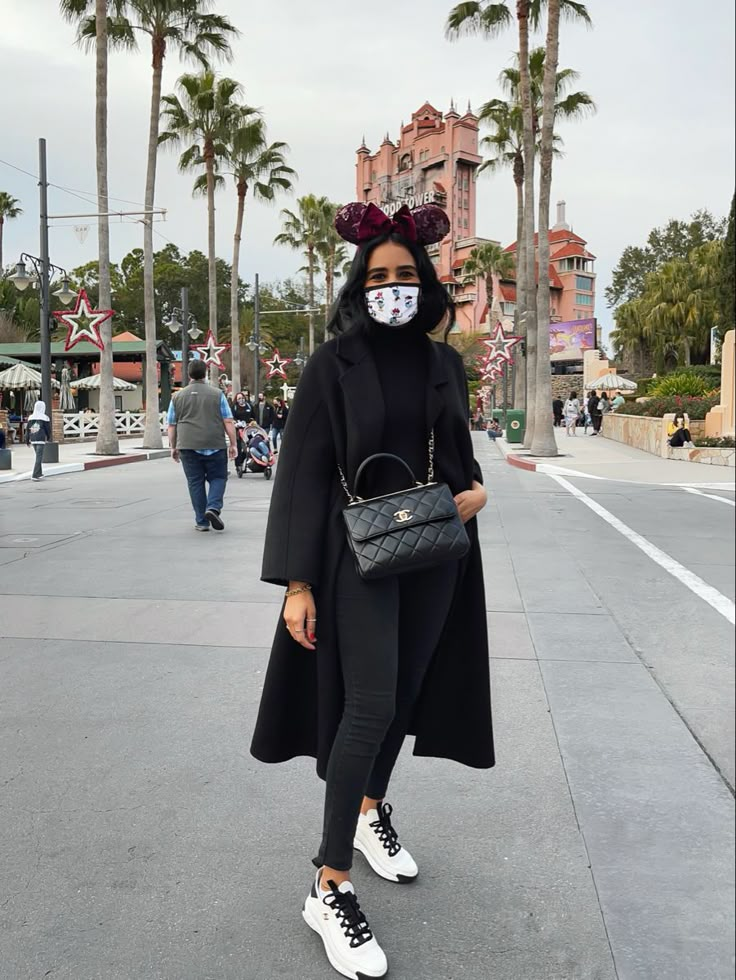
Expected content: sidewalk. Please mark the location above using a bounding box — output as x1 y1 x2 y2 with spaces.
0 438 170 484
497 427 736 486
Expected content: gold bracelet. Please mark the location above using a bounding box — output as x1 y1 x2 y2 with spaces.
285 584 312 598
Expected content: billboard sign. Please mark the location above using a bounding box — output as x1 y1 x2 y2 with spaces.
549 318 596 361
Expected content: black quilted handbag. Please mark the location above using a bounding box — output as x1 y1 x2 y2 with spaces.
338 435 470 581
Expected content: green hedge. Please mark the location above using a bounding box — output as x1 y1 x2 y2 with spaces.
619 394 720 419
694 436 735 448
649 372 710 397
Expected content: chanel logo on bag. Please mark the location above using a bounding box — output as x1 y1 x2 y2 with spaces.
393 510 413 524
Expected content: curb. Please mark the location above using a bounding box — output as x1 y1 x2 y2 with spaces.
0 449 170 485
506 453 538 472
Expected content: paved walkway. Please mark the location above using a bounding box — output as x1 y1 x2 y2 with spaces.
0 438 734 979
500 427 736 486
0 438 170 483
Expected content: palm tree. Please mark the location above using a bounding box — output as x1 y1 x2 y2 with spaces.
160 70 243 381
274 194 329 355
216 115 295 390
447 0 591 447
62 3 238 446
0 193 22 273
462 242 516 328
611 297 651 375
59 0 119 454
313 199 345 339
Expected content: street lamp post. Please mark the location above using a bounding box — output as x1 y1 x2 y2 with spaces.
247 273 319 394
8 139 76 462
163 287 203 385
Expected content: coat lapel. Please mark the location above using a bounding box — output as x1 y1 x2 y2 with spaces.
336 327 451 482
336 328 385 480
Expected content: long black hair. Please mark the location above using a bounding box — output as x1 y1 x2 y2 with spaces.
326 232 456 340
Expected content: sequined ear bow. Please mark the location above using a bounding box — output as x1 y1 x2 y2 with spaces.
335 201 450 247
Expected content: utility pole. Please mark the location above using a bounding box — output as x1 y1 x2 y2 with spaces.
253 273 261 397
38 139 58 462
181 287 190 382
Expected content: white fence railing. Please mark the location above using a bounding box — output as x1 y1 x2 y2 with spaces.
63 412 166 440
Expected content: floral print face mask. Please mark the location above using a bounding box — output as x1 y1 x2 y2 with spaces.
364 283 420 328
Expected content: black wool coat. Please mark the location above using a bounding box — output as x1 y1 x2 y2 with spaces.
250 325 495 778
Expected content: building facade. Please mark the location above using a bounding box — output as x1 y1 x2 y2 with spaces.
356 106 596 351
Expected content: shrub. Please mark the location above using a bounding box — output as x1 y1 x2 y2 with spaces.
694 436 736 448
619 394 720 419
649 372 709 397
688 364 723 385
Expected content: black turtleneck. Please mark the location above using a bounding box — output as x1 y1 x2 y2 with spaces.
363 323 430 497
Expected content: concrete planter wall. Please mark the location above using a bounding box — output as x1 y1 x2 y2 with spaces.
602 413 715 464
668 446 735 467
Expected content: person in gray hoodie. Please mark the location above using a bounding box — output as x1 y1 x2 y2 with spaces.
25 400 51 481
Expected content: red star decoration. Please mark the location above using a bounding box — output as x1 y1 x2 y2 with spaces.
193 330 230 369
53 288 113 352
481 321 523 365
262 349 292 380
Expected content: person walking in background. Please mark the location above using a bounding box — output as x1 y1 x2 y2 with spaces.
580 392 591 433
270 398 289 452
563 391 581 437
552 396 564 428
255 392 275 432
588 390 602 435
25 400 51 482
232 391 254 425
167 359 238 532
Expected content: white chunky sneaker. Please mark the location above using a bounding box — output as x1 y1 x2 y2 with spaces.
354 802 419 883
302 870 388 979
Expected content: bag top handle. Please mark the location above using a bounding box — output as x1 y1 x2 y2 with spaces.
354 453 418 499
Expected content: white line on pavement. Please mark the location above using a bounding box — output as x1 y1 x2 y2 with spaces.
550 474 736 626
683 487 736 507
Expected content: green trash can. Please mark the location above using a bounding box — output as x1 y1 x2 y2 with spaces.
505 409 526 444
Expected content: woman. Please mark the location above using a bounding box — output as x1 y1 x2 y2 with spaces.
563 390 581 437
668 413 694 448
599 392 611 417
25 400 51 481
270 397 289 452
251 202 494 979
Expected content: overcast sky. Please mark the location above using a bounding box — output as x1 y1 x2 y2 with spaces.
1 0 734 340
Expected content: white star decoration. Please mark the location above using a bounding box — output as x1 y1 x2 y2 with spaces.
482 321 523 365
262 349 292 380
193 330 229 369
53 289 113 352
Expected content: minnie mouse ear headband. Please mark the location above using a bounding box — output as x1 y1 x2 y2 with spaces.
335 201 450 248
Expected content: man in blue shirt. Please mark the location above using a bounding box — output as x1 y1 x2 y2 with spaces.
167 358 237 532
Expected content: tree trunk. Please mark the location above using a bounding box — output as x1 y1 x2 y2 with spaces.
206 148 218 385
325 246 334 341
513 171 526 410
94 0 119 456
518 0 538 449
231 180 246 391
486 273 494 325
684 338 691 367
142 41 164 449
530 0 560 457
0 216 4 273
307 245 315 355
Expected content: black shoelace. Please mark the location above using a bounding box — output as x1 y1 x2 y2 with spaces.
370 802 402 857
324 884 374 948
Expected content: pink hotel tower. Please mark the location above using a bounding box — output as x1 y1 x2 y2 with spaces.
355 102 597 346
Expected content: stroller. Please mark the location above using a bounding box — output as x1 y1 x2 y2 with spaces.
235 422 275 480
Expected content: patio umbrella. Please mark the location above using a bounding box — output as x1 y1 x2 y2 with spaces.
585 373 638 392
70 374 136 391
24 388 40 411
0 362 60 390
59 365 76 411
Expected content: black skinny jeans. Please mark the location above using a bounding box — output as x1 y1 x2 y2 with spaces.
316 548 458 871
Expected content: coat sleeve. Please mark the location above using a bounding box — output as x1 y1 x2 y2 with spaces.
261 355 337 588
